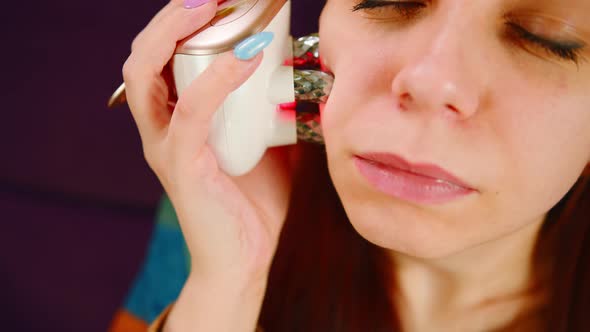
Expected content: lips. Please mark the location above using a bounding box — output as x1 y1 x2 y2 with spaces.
353 152 476 204
355 152 474 190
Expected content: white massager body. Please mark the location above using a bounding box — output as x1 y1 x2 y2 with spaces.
172 0 295 176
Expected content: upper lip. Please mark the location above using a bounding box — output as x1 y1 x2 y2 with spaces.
355 152 474 190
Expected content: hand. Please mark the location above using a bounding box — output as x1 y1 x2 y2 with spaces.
122 0 297 286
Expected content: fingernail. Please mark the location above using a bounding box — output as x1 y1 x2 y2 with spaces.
184 0 212 9
234 32 274 60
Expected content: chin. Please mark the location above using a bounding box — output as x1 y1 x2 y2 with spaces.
340 199 463 259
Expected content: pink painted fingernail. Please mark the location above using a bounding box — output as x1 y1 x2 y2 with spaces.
184 0 212 9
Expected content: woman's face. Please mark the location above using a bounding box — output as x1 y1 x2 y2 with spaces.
318 0 590 258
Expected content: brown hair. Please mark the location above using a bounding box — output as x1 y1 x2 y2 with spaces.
259 142 590 331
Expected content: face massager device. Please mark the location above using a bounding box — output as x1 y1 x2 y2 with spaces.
108 0 332 176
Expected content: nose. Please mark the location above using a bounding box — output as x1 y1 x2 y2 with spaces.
391 26 483 120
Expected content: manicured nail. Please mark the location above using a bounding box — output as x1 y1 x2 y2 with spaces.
234 32 274 60
184 0 212 9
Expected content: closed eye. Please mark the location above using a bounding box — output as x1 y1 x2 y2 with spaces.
505 21 586 65
352 0 426 19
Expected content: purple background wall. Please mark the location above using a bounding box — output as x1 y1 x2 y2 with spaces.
0 0 322 331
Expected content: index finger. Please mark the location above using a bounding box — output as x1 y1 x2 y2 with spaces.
123 0 218 143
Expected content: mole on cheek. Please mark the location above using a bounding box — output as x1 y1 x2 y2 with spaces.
557 75 569 91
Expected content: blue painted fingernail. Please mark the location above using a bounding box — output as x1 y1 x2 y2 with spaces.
234 32 274 60
184 0 211 9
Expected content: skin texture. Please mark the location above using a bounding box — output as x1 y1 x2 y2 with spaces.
318 0 590 329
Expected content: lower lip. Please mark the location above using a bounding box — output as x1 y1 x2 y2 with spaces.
353 157 475 205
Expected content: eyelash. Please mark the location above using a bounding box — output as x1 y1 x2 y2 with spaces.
352 0 585 65
504 22 584 64
352 0 426 19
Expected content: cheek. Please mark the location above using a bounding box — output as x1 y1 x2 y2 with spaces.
319 87 346 159
318 0 398 142
499 75 590 194
320 62 395 149
319 78 372 156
